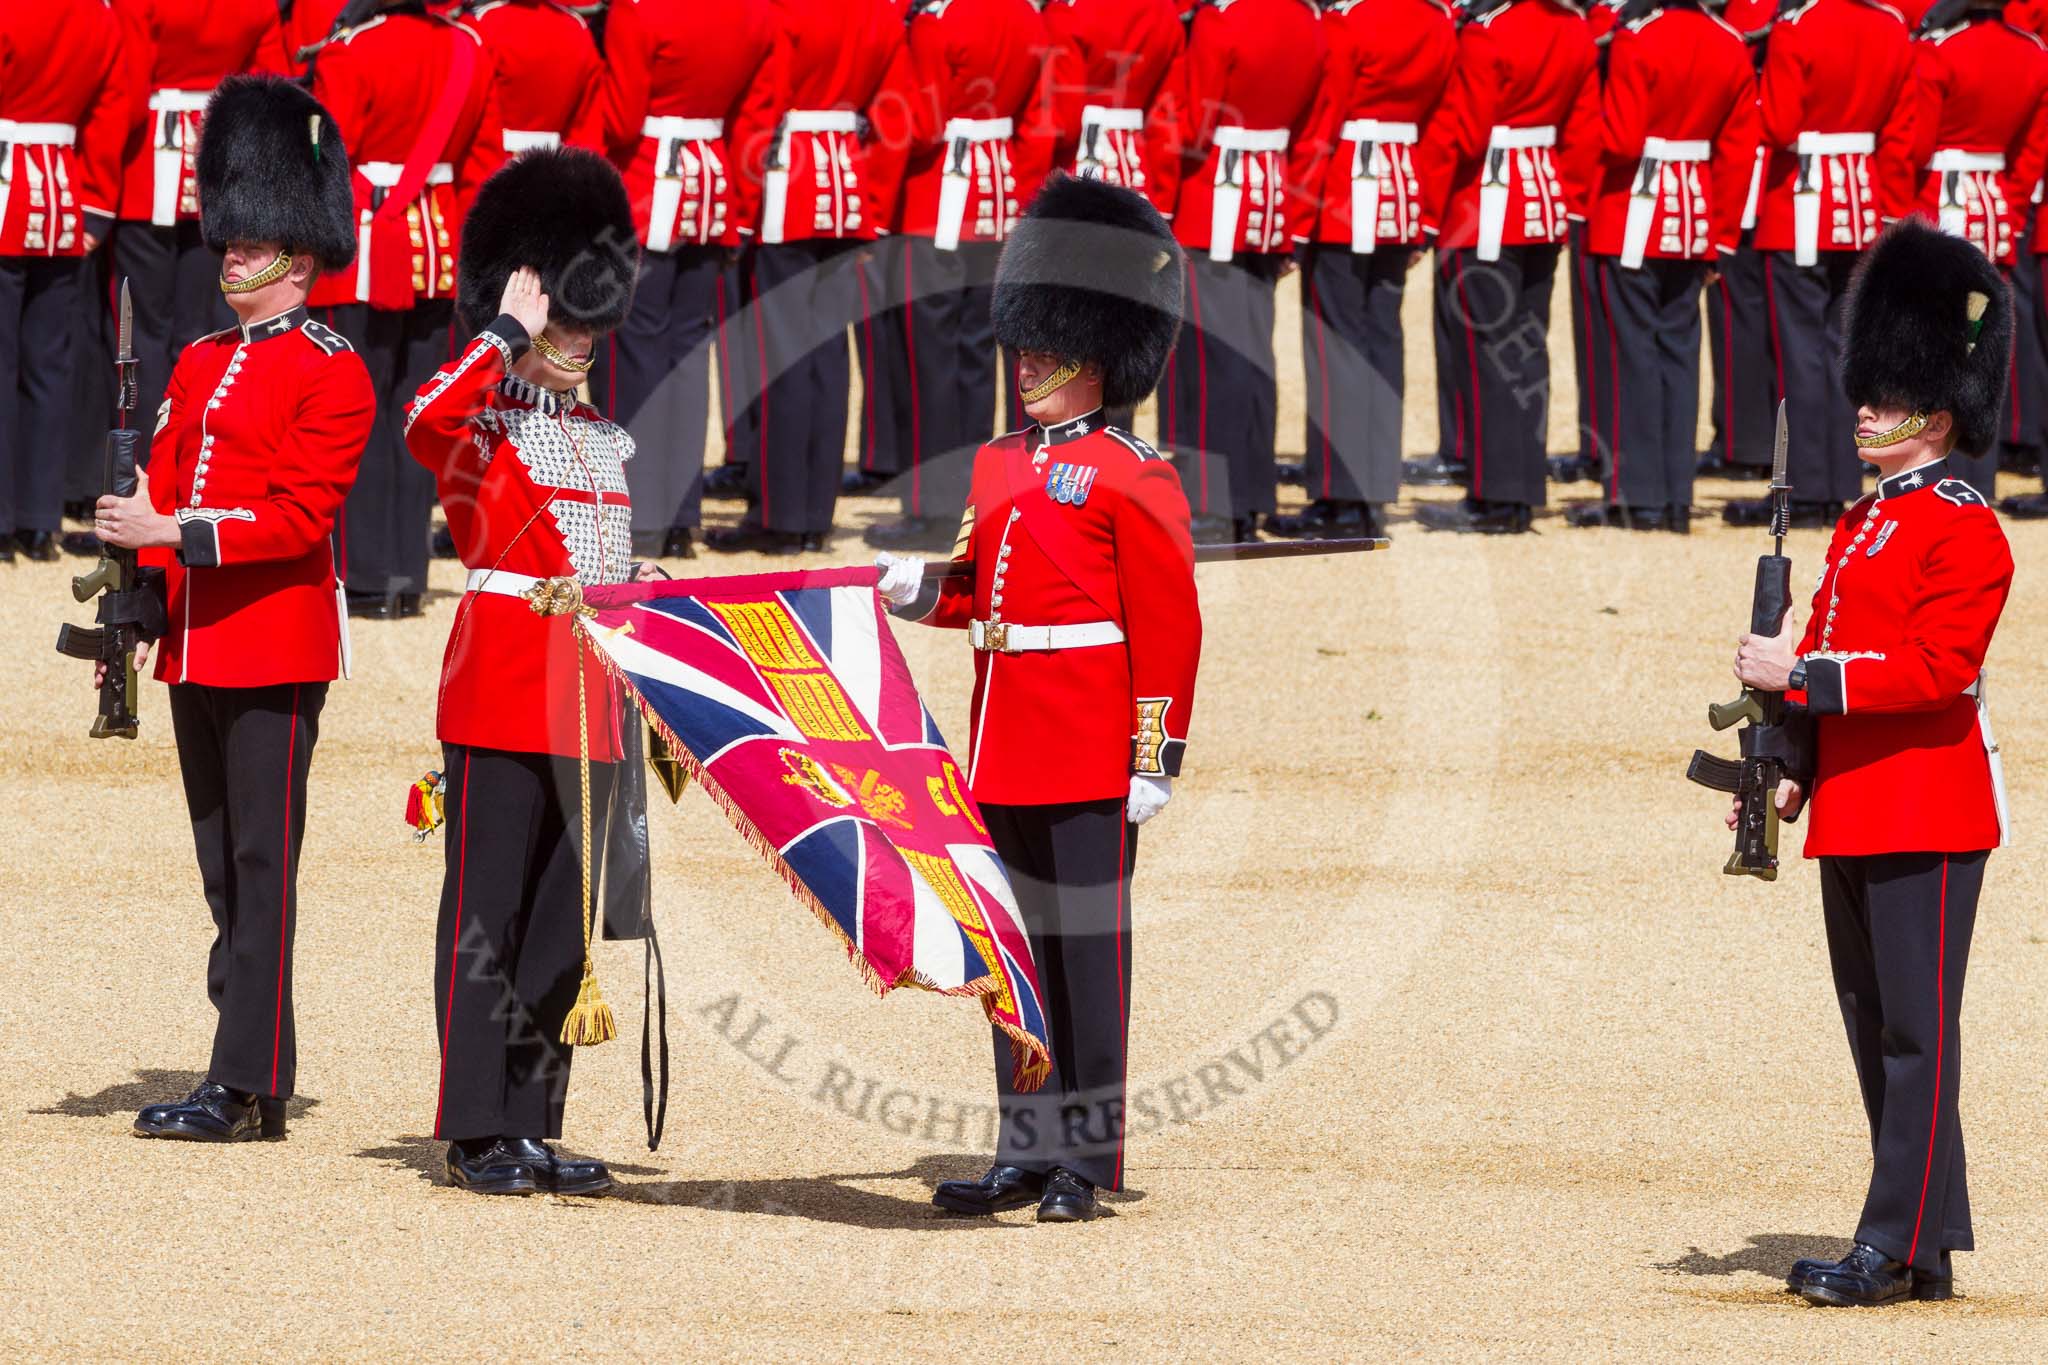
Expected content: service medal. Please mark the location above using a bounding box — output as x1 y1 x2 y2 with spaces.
1070 466 1098 506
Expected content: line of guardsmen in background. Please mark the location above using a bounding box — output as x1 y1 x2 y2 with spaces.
10 0 2048 599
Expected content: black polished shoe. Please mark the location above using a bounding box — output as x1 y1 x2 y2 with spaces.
663 527 698 559
63 498 93 522
863 517 952 552
60 530 104 558
842 467 894 495
1264 499 1383 541
1724 496 1840 529
800 532 828 553
1403 456 1469 487
444 1139 539 1196
703 524 805 555
1548 454 1599 484
134 1081 286 1142
704 463 751 499
430 526 458 560
1415 498 1532 535
499 1137 613 1196
397 593 422 619
1913 1250 1955 1302
1798 1243 1915 1308
346 589 398 620
1697 454 1769 480
1036 1167 1098 1223
932 1164 1044 1216
1188 514 1236 545
1276 459 1306 486
1563 502 1678 531
16 530 58 562
0 535 15 564
1999 492 2048 519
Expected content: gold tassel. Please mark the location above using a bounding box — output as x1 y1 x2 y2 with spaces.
559 622 614 1047
560 964 617 1045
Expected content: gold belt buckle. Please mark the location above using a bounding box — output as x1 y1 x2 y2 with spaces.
979 621 1008 653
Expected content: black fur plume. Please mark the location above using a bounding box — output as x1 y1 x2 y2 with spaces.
198 75 356 268
1842 218 2012 456
457 147 640 336
992 174 1185 410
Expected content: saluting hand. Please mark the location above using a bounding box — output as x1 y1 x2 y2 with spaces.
500 265 551 339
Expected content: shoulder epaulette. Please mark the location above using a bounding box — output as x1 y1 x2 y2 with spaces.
1936 478 1988 507
300 319 354 356
335 14 388 45
1103 427 1165 461
2007 21 2048 49
1707 9 1745 39
1779 0 1821 25
1859 0 1908 27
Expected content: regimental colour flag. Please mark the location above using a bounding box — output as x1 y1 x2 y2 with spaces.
581 568 1052 1089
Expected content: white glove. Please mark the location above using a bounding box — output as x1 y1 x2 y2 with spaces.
1126 774 1172 826
874 552 925 608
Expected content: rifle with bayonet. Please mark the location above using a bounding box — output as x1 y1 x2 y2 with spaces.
54 279 165 739
1684 401 1812 879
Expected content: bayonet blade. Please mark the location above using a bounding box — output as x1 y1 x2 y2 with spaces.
115 278 138 414
1768 398 1790 543
118 279 133 368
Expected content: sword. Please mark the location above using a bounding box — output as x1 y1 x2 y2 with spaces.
923 537 1390 579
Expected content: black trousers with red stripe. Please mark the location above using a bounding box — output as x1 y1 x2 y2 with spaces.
1704 235 1778 470
1566 223 1605 468
1589 254 1704 512
1820 849 1984 1273
878 237 1000 522
590 245 722 537
0 255 81 535
1300 244 1407 506
116 223 235 469
2019 243 2048 467
1763 252 1865 506
983 798 1136 1193
168 681 326 1100
715 249 762 474
748 240 863 535
1161 254 1284 521
853 243 908 478
1431 244 1559 507
433 744 615 1143
328 300 455 596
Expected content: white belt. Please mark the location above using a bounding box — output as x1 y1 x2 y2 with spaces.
934 117 1015 252
502 129 561 153
1342 121 1417 255
764 109 860 244
1082 105 1144 134
1342 119 1418 146
943 117 1013 143
466 568 554 599
969 619 1125 654
1213 126 1289 153
1796 131 1874 157
0 121 77 146
148 89 211 114
1932 149 2006 242
1930 149 2003 174
1477 125 1556 262
1621 140 1712 269
1488 124 1556 152
784 109 859 135
358 161 455 188
644 116 724 141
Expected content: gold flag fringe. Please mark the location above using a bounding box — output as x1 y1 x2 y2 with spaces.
578 620 1053 1090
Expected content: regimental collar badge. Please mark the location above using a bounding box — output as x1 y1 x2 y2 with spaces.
1879 458 1947 500
239 305 307 344
1045 460 1099 506
1040 409 1102 447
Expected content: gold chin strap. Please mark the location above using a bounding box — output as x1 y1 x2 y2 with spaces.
1855 411 1930 449
219 251 294 295
1021 358 1082 404
532 331 594 374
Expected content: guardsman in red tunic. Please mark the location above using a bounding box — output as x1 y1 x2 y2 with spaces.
1900 0 2048 498
1723 0 1916 529
106 1 288 472
1732 221 2013 1307
1273 0 1456 540
861 0 1066 553
877 177 1199 1221
83 77 373 1142
1411 0 1600 533
590 0 771 560
1042 0 1185 192
711 0 903 554
1 0 128 562
1568 1 1759 530
1149 0 1327 543
306 0 502 618
407 149 655 1197
1699 0 1780 483
457 0 606 167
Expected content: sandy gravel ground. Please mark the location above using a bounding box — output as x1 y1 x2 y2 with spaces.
5 274 2046 1361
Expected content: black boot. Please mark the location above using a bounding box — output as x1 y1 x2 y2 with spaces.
1999 491 2048 519
1187 514 1236 545
933 1164 1044 1216
1265 499 1381 540
1276 459 1306 486
663 527 698 559
1696 454 1768 480
16 530 58 562
1723 497 1839 529
1036 1167 1099 1223
703 523 805 555
444 1139 540 1196
0 535 14 564
134 1081 286 1142
1548 454 1598 484
863 517 953 552
703 463 750 499
1797 1243 1915 1308
1415 498 1532 534
1564 502 1679 531
60 530 103 558
842 467 893 496
499 1137 613 1196
1402 456 1469 487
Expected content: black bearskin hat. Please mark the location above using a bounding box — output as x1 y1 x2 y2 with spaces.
1842 218 2012 456
198 75 356 268
992 174 1184 410
457 147 639 336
